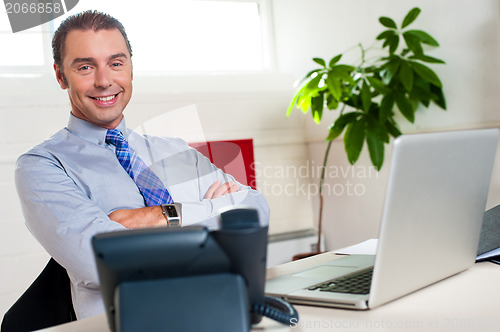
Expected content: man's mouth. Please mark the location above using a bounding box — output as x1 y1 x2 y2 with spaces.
90 93 119 102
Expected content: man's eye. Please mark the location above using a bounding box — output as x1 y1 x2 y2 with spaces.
111 62 122 67
79 65 91 71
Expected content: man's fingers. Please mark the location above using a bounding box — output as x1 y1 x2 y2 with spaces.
228 181 239 193
212 181 231 198
214 181 239 197
204 181 221 199
205 181 239 199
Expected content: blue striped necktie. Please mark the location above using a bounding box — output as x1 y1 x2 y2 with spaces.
105 129 174 206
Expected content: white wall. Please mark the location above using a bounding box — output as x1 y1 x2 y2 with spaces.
272 0 500 249
1 0 499 319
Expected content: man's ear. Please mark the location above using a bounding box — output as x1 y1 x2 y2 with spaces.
54 64 68 89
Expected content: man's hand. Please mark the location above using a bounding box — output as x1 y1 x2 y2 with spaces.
108 206 166 229
204 180 239 199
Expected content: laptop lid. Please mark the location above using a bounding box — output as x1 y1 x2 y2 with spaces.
368 128 498 308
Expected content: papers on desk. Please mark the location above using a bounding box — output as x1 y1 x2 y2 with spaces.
476 204 500 264
334 238 499 264
334 239 378 255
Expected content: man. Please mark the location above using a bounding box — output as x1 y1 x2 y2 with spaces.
15 10 269 319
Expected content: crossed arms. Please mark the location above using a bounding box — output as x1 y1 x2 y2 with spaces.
108 180 240 228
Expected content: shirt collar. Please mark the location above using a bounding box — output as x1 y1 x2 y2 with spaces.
66 113 129 146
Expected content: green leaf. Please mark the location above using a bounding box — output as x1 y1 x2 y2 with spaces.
376 30 395 41
333 64 356 73
383 34 400 54
379 16 397 29
305 73 323 91
313 58 326 68
366 114 389 142
326 93 339 110
409 61 442 87
386 119 402 138
390 35 400 54
328 54 342 68
409 87 431 107
399 61 414 91
395 93 415 123
405 30 439 46
403 31 423 56
361 80 372 113
408 77 434 107
409 97 420 112
366 133 385 170
344 118 366 165
402 7 421 28
345 95 364 111
379 93 395 122
287 83 307 116
296 95 311 114
298 69 322 85
294 74 322 112
287 93 299 116
311 93 324 123
430 84 447 110
381 58 401 84
326 73 342 101
367 76 390 94
409 54 445 64
326 112 361 141
331 66 356 85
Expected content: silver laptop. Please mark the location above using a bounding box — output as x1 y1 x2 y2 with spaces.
265 129 498 309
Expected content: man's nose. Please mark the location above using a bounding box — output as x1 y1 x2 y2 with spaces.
94 67 113 88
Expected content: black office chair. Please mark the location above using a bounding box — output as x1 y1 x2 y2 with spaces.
1 258 76 332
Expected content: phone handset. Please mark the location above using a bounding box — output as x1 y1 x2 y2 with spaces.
215 207 299 326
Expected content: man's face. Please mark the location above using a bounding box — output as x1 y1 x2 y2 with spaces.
54 28 133 129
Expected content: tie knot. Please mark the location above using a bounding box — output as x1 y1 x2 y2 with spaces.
106 129 125 146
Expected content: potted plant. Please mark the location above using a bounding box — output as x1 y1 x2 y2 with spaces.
288 7 446 257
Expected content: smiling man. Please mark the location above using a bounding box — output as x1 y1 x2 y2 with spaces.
15 10 269 319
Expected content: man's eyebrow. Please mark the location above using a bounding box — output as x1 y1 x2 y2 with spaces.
70 57 96 66
109 52 128 61
70 53 129 66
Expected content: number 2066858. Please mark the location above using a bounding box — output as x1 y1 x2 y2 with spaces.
5 2 63 14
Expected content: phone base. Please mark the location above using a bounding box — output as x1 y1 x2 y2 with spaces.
115 273 249 332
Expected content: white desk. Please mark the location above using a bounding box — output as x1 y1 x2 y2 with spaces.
39 254 500 332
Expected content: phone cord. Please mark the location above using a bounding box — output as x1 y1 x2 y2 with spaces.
252 296 299 325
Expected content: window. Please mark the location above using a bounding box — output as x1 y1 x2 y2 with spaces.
0 11 46 69
1 0 270 75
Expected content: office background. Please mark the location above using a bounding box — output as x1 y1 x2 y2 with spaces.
0 0 499 319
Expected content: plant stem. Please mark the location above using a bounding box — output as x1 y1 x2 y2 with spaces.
359 43 366 64
317 104 347 253
317 139 333 252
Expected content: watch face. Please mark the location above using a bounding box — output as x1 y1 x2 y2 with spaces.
165 205 178 217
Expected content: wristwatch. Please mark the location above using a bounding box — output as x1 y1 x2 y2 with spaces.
161 203 182 227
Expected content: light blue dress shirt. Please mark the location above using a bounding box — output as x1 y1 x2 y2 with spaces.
15 114 270 319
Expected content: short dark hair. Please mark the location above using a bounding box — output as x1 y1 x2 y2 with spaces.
52 10 133 67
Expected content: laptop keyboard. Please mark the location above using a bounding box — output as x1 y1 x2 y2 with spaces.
307 268 373 295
